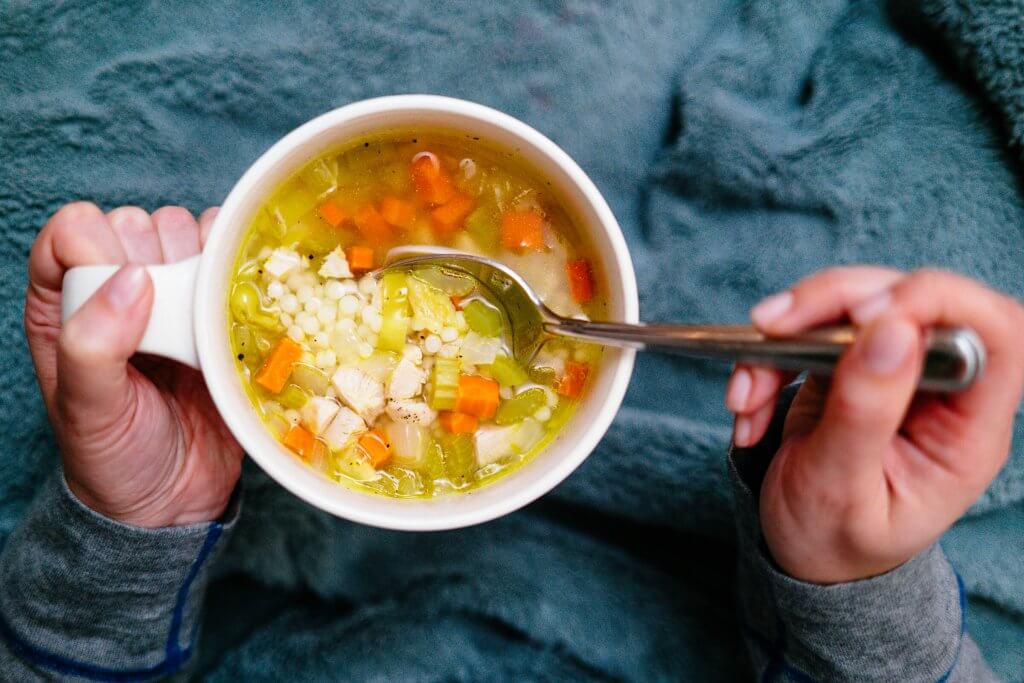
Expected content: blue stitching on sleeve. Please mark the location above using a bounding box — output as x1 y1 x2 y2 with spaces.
0 521 223 682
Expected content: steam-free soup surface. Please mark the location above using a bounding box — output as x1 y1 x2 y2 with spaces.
230 131 603 498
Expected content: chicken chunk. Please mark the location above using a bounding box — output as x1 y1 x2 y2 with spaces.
318 247 353 279
322 406 366 450
264 247 303 280
331 366 386 422
300 396 340 435
386 399 436 424
387 357 426 400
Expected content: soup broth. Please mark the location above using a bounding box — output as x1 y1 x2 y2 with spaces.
229 131 604 498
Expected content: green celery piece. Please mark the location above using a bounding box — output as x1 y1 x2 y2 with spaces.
527 366 557 386
290 363 330 395
463 300 502 337
377 271 409 352
494 388 547 425
464 205 499 250
277 384 310 410
486 355 528 387
421 440 446 480
411 267 476 296
429 358 460 410
230 282 280 331
298 158 337 195
407 277 458 333
442 433 476 486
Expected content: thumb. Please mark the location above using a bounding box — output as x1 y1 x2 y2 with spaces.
804 315 923 491
57 265 154 425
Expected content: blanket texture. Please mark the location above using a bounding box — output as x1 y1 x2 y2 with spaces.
2 0 1023 680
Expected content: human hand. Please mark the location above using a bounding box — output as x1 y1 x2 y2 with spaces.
726 267 1024 583
25 202 243 527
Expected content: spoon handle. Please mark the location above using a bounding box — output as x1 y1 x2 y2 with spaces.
545 321 985 392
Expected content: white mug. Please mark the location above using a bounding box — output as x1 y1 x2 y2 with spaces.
61 95 639 531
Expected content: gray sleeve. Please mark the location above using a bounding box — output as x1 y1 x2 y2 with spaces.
729 388 1000 682
0 471 240 681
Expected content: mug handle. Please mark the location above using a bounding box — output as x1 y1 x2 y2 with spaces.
61 255 201 369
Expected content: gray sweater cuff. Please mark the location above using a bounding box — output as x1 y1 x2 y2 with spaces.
729 385 997 682
0 472 239 680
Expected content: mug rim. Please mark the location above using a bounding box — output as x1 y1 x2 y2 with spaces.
196 95 638 530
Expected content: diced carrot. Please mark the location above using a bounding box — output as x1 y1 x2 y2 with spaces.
454 374 500 419
283 425 317 460
500 210 545 252
556 361 590 399
431 193 475 236
439 411 478 434
353 204 394 243
566 258 594 303
379 196 416 229
345 245 375 273
358 428 392 468
410 154 455 205
317 200 347 228
255 337 303 394
450 295 464 308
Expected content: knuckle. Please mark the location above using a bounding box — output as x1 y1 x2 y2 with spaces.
151 205 193 223
58 318 105 365
107 205 150 224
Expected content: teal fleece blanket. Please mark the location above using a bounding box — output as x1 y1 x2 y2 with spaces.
2 1 1023 680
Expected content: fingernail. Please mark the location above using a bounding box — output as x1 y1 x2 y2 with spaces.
734 416 751 447
851 291 891 323
751 291 794 327
104 265 148 310
860 318 916 374
727 368 752 411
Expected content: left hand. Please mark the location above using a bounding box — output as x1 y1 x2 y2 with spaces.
725 267 1024 584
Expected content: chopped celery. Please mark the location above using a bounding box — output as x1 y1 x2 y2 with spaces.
391 467 423 496
333 447 380 482
442 433 476 485
290 363 330 395
429 357 460 410
298 158 338 196
494 388 547 425
277 384 310 410
270 181 318 227
486 355 528 387
422 440 446 480
464 205 500 250
411 267 476 296
407 277 458 333
283 211 343 255
378 272 410 352
528 366 557 386
230 282 280 330
463 300 502 337
510 418 545 453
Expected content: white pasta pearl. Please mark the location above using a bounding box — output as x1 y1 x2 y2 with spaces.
280 313 293 327
325 280 345 300
499 386 513 400
358 342 374 358
440 327 458 343
311 332 329 348
403 343 423 364
315 350 337 369
286 272 304 292
360 305 379 327
534 406 552 422
280 294 299 313
296 285 314 304
336 317 356 332
339 295 360 317
300 316 320 335
317 304 337 325
287 325 304 342
357 324 373 339
267 281 285 299
358 275 377 296
304 297 321 315
365 333 379 348
258 246 273 260
423 334 442 354
367 315 382 333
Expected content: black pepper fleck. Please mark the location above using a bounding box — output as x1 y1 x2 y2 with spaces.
412 138 418 143
363 142 369 148
237 353 245 361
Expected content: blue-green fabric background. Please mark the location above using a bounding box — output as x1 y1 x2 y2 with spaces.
2 1 1023 680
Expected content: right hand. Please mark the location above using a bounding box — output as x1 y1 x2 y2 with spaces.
725 267 1024 584
25 202 244 527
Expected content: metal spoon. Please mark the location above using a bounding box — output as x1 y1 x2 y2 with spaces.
378 246 985 393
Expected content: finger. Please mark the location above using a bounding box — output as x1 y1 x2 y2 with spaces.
751 266 905 335
805 315 924 492
851 269 1024 422
151 206 201 262
726 364 788 414
733 400 778 448
107 206 162 263
198 207 220 247
29 202 126 295
56 265 153 428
